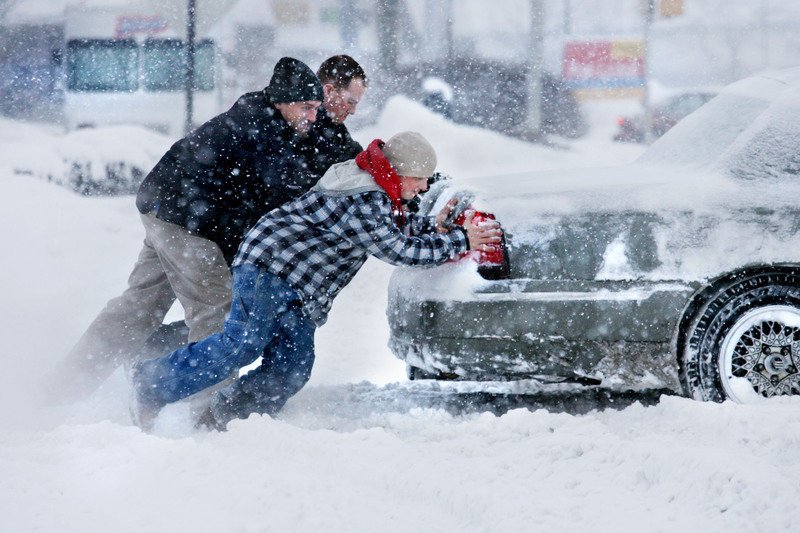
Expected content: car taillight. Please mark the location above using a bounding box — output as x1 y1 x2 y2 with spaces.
453 210 511 280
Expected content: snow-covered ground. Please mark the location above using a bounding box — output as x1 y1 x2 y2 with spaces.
2 98 799 532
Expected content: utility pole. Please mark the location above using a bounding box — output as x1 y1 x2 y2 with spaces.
642 0 655 142
761 0 770 68
340 0 358 54
184 0 196 136
422 0 452 63
378 0 400 75
525 0 545 139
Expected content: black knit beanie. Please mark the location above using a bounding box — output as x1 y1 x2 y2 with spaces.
266 57 323 103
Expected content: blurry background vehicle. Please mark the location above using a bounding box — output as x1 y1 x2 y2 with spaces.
420 76 453 119
62 3 223 137
387 59 587 139
613 90 717 143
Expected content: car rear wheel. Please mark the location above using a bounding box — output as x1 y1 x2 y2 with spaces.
680 272 800 403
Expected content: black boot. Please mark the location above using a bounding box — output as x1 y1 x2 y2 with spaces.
194 406 228 432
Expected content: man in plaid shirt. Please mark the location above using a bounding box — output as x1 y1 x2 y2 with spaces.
132 131 501 431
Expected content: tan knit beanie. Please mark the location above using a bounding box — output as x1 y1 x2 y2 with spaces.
382 131 437 178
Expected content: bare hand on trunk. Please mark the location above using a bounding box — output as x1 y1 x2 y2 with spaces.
463 210 502 250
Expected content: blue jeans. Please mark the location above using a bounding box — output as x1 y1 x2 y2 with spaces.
133 263 316 422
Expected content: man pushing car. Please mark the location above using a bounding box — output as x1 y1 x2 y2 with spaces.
131 131 502 431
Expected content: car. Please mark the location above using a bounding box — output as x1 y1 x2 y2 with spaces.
613 90 718 143
377 59 587 139
388 67 800 404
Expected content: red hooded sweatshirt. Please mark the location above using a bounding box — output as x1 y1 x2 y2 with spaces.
355 139 405 226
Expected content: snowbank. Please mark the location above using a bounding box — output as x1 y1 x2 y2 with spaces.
0 118 171 195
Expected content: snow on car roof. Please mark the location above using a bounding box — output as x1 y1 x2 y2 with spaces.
456 67 800 222
641 66 800 172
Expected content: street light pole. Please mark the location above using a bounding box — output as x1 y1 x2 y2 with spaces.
340 0 358 54
184 0 196 136
378 0 399 75
525 0 545 139
642 0 655 142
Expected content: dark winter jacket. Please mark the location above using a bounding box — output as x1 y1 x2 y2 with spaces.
136 90 353 265
233 154 468 326
304 106 362 177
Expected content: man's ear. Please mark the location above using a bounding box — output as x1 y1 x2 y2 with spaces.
322 83 335 99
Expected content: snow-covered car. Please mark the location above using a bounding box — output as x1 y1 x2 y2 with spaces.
388 67 800 404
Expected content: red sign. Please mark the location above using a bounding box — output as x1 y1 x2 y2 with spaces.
563 40 645 89
115 16 169 38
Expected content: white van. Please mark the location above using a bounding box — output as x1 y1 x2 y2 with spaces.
64 3 222 138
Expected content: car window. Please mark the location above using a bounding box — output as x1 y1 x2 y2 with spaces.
668 94 709 116
662 95 691 116
66 39 138 92
143 39 215 92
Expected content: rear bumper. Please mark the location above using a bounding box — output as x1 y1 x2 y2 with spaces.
388 279 695 388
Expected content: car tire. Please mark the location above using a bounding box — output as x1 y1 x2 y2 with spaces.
680 271 800 403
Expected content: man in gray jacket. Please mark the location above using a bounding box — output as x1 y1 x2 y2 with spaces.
131 131 502 430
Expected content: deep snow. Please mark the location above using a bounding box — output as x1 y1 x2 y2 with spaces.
1 97 799 532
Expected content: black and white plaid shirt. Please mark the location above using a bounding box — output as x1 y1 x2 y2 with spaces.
233 186 468 326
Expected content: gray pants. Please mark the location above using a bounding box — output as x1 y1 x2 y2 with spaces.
54 213 232 400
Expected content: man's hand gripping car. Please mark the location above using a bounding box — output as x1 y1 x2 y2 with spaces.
412 173 510 280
